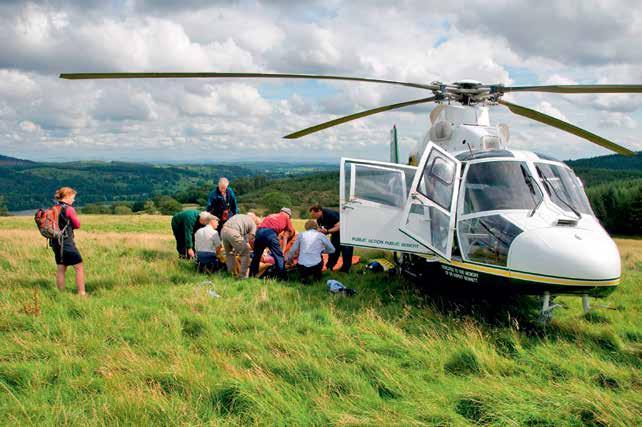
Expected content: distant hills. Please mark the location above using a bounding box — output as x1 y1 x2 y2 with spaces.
564 152 642 187
0 154 36 167
0 155 336 211
0 151 640 212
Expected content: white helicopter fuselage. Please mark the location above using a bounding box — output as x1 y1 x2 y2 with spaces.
340 104 621 297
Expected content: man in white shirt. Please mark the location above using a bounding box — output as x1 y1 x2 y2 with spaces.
286 219 335 284
194 212 222 273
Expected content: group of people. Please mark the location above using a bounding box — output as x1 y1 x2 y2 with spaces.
171 177 354 282
45 177 352 297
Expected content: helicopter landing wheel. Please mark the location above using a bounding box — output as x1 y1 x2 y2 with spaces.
582 294 591 314
538 291 562 325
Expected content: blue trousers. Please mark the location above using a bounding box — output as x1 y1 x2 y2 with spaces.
249 228 285 278
196 251 220 273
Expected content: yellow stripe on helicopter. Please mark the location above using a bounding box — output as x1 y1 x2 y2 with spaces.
446 259 620 287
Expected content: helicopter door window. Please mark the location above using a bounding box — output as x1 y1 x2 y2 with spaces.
351 164 406 207
400 143 462 260
404 203 450 255
418 152 456 210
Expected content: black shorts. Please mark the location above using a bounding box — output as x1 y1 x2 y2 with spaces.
51 239 83 266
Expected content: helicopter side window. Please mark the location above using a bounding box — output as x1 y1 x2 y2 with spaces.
418 152 456 210
352 164 406 207
535 163 593 215
463 161 543 214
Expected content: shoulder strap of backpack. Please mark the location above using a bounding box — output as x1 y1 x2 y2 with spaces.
57 203 71 232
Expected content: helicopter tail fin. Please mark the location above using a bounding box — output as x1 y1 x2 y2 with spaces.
390 125 399 164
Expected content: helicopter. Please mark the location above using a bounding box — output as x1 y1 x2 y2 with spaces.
60 72 640 319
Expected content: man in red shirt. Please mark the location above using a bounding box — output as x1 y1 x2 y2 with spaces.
249 207 295 279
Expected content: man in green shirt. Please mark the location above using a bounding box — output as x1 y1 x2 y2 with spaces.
171 210 211 259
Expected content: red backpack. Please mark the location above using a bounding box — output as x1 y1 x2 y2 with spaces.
34 204 68 240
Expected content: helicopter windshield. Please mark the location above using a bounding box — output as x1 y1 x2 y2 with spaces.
463 161 543 214
535 163 593 215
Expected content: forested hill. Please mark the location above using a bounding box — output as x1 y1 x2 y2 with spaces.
562 152 642 187
0 155 335 211
0 154 36 167
1 152 640 236
566 152 642 170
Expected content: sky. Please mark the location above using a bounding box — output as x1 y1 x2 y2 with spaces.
1 0 641 163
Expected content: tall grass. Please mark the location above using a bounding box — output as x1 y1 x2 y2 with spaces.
0 216 640 425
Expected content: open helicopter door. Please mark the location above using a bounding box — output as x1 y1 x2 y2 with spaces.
399 142 462 260
340 158 433 254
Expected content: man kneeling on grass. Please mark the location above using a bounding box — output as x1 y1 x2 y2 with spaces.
286 219 335 284
194 212 223 273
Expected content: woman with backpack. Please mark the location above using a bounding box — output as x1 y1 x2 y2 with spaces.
50 187 86 296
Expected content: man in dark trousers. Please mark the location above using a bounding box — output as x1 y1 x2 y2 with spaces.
249 207 295 279
206 177 238 231
309 203 354 272
170 210 210 259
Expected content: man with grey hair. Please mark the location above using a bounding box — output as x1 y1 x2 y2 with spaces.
206 176 238 231
221 212 261 278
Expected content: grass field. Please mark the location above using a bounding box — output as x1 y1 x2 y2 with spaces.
0 215 640 425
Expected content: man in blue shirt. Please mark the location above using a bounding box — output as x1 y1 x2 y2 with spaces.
309 203 354 272
286 219 335 284
206 177 238 231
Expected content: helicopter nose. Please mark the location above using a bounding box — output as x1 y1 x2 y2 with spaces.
508 227 621 282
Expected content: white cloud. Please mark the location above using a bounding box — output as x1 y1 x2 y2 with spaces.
19 120 41 133
599 112 638 129
536 101 569 122
0 1 640 162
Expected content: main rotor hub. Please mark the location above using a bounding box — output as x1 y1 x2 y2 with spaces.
453 80 483 89
431 80 497 106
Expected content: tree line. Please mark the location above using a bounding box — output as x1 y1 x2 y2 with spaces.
78 173 340 219
77 171 642 236
585 179 642 235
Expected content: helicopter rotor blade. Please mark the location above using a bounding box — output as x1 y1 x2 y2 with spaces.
59 72 438 91
498 100 635 156
284 96 437 139
501 84 642 94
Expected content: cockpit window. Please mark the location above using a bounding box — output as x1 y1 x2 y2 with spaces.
463 161 543 214
535 163 593 215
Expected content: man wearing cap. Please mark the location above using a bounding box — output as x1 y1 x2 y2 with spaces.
249 207 295 279
194 213 222 273
221 212 261 278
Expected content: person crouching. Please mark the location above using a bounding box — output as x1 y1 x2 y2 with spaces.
170 209 209 259
221 212 261 279
286 219 335 284
194 212 223 273
249 207 295 280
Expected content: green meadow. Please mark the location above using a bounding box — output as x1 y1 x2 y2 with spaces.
0 215 640 425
